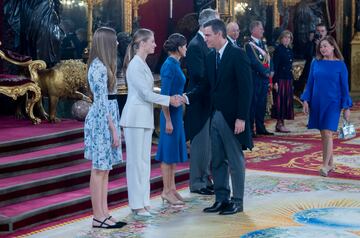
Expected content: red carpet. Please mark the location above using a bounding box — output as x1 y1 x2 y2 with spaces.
0 116 83 143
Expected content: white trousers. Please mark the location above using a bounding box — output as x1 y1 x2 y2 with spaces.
123 127 153 209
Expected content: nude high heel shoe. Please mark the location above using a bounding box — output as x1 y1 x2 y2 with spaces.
173 190 185 202
161 193 185 206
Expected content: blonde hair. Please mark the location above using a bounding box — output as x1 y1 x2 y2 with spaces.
277 30 293 48
316 35 344 60
87 27 117 92
122 28 154 73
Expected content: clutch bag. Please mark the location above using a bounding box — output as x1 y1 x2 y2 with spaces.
338 119 356 140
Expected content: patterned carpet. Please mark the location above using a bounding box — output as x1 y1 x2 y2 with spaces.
16 103 360 238
21 171 360 238
246 103 360 180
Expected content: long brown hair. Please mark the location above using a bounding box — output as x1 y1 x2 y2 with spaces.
87 27 117 92
122 28 154 73
316 35 344 60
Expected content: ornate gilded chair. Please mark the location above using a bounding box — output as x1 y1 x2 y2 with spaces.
0 48 46 124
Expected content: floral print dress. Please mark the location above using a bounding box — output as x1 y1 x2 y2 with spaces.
84 58 122 170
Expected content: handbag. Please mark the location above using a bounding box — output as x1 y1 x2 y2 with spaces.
338 119 356 139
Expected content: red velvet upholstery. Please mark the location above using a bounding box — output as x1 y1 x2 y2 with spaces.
0 47 32 62
0 74 32 86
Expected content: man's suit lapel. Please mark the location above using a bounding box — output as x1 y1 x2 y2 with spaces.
214 43 232 89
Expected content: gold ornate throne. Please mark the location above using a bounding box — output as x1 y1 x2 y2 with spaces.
0 48 46 124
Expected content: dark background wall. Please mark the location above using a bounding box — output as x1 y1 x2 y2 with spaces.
138 0 194 71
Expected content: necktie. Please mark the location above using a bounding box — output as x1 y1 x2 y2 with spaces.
216 52 221 70
258 41 263 49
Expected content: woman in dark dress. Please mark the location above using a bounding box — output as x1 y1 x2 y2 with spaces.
156 33 188 205
271 30 294 132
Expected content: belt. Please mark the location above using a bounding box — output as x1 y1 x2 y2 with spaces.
108 94 118 100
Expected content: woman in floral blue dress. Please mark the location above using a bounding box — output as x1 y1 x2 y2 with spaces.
84 27 125 229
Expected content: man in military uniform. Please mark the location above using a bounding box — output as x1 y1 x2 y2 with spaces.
245 20 273 137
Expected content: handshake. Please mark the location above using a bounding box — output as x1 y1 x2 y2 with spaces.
169 94 187 107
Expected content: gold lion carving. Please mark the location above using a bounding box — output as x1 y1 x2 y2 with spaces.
31 60 91 122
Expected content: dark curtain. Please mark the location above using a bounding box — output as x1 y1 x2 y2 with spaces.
0 0 3 73
326 0 336 37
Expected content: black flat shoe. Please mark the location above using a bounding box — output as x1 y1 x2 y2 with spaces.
191 188 214 195
257 130 274 135
107 216 127 227
92 218 125 229
203 201 228 213
206 184 214 191
219 202 243 215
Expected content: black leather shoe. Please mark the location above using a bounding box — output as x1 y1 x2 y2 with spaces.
203 201 229 213
206 184 214 191
191 188 214 195
219 202 243 215
252 133 258 138
257 130 274 135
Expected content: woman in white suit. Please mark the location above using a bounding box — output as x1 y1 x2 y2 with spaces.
120 28 181 219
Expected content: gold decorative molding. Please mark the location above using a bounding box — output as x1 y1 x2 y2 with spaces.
0 49 45 124
0 82 42 124
85 0 104 48
0 51 32 67
123 0 149 33
124 0 132 33
351 32 360 92
352 0 356 37
28 60 47 82
335 0 344 50
216 0 233 17
274 0 280 27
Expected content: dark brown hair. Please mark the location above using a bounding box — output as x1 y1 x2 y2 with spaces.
163 33 187 53
87 27 117 92
316 35 344 60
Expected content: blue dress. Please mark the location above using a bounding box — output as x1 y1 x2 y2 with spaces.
301 60 352 131
156 57 188 164
84 58 122 170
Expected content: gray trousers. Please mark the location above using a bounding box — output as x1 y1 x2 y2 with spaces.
210 111 245 204
189 118 212 191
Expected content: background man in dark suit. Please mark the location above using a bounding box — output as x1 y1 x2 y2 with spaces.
226 21 241 47
245 20 273 136
184 19 253 215
184 8 219 196
297 23 328 94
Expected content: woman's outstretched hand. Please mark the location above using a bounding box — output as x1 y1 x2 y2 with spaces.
303 101 309 115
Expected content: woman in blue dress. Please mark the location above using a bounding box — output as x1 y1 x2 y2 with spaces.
84 27 125 228
301 36 352 177
156 33 188 205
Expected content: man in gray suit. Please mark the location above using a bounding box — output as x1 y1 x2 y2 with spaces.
184 8 219 195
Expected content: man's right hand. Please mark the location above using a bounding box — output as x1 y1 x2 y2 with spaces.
170 95 182 107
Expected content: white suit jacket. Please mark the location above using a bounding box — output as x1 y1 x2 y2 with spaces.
120 55 170 129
